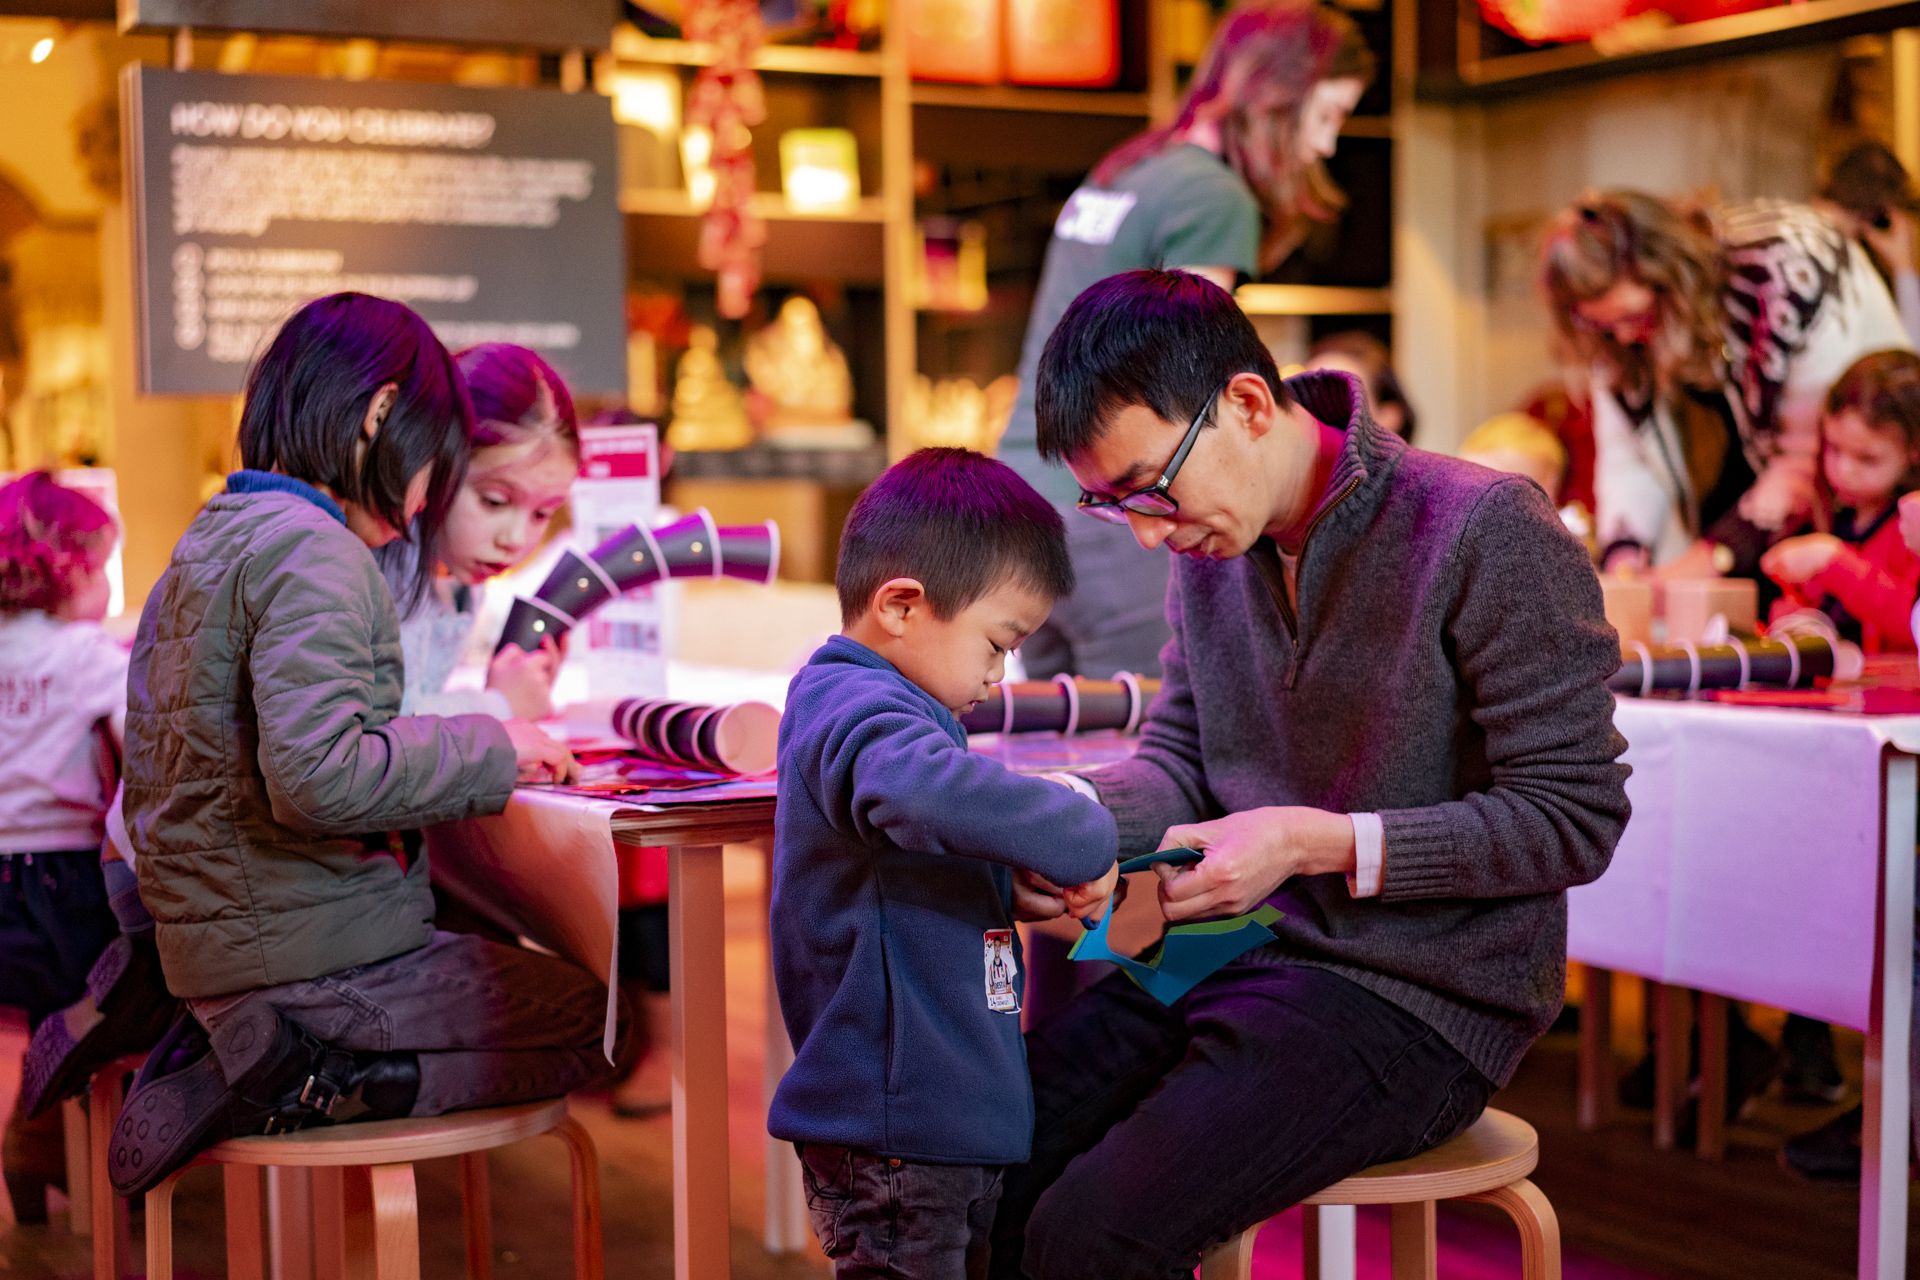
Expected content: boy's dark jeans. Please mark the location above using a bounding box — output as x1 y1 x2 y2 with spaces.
799 1142 1004 1279
189 930 630 1115
988 960 1496 1280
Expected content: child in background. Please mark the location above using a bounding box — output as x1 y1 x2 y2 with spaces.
0 472 126 1222
1762 349 1920 652
770 448 1120 1278
1459 413 1569 502
378 346 669 1115
108 293 621 1197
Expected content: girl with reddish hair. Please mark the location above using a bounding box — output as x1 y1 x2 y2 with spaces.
0 471 125 1222
1001 0 1375 686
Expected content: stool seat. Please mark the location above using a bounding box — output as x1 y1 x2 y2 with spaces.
1200 1108 1560 1280
1302 1109 1537 1205
201 1098 569 1167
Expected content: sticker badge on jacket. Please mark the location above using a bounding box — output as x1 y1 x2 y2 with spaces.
984 929 1019 1013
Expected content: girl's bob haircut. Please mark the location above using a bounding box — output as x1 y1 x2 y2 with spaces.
0 471 118 615
238 293 473 604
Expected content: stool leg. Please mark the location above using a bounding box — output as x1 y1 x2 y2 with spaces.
366 1163 420 1280
1577 966 1615 1130
62 1097 91 1235
1653 984 1692 1151
1462 1178 1562 1280
460 1151 494 1280
1308 1204 1357 1280
554 1115 606 1280
1388 1201 1436 1280
89 1066 131 1280
1197 1222 1259 1280
332 1166 375 1280
1696 993 1728 1160
225 1164 267 1280
145 1169 190 1280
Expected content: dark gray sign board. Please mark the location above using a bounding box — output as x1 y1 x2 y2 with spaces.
122 65 626 397
117 0 617 51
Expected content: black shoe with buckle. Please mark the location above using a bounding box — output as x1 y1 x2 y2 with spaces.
109 1007 355 1197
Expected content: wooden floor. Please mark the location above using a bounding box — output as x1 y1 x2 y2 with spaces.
4 880 1918 1278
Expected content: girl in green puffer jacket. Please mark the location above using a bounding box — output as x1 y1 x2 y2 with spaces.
103 294 627 1197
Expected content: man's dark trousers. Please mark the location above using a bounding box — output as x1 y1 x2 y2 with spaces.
988 960 1495 1280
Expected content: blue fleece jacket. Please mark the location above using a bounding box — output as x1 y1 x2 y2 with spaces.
768 636 1118 1164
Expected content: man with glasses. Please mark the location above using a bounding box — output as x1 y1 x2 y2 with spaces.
988 269 1631 1280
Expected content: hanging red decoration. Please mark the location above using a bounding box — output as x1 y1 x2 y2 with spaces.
685 0 768 319
1475 0 1638 43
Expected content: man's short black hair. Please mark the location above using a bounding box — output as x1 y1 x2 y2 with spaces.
836 447 1073 625
1034 269 1292 462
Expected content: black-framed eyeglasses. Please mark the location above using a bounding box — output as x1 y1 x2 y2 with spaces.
1075 383 1225 525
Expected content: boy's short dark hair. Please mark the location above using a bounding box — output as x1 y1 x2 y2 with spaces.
836 448 1073 625
1034 269 1292 462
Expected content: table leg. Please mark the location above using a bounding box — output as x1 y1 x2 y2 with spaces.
1860 753 1915 1280
1696 993 1727 1161
1577 966 1614 1131
761 839 810 1255
1303 1204 1357 1280
1652 984 1692 1151
670 843 731 1280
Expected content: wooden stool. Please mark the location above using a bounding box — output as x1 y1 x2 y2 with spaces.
1198 1108 1560 1280
139 1098 603 1280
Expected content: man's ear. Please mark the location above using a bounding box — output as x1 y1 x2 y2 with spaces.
870 578 926 638
361 382 400 442
1224 371 1281 442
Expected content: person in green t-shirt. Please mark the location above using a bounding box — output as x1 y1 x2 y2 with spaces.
1004 1 1375 684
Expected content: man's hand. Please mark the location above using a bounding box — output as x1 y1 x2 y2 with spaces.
1899 491 1920 556
1760 533 1844 585
1062 862 1121 925
1153 807 1355 922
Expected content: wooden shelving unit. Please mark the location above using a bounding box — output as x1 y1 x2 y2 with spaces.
609 9 1399 458
1443 0 1920 95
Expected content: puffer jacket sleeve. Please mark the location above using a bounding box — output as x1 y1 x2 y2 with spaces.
246 533 518 836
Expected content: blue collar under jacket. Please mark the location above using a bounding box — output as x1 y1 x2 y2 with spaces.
768 636 1117 1164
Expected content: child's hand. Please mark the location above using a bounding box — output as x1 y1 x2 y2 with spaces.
1760 533 1844 585
1899 491 1920 556
505 718 578 784
488 638 562 721
1012 869 1068 921
1062 862 1121 926
1739 455 1818 531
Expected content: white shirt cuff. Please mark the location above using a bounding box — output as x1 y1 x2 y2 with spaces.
1041 771 1101 801
1347 812 1384 898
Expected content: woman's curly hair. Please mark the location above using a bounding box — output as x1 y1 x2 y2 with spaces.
0 471 117 615
1539 189 1726 411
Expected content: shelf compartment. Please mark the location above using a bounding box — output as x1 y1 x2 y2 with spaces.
610 28 886 77
620 189 888 222
909 82 1152 116
1236 285 1392 315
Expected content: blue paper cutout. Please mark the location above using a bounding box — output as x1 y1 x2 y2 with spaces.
1069 903 1283 1005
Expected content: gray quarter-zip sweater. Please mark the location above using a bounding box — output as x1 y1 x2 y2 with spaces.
1088 370 1631 1085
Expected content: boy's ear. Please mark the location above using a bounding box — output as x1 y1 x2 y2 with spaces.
871 577 927 637
362 382 400 442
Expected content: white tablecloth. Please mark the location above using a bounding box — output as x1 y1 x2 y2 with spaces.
1567 698 1920 1029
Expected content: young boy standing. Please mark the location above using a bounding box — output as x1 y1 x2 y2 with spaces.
770 448 1120 1279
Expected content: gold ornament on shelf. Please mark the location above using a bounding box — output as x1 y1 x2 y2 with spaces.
745 297 864 446
668 325 753 452
904 373 1018 455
